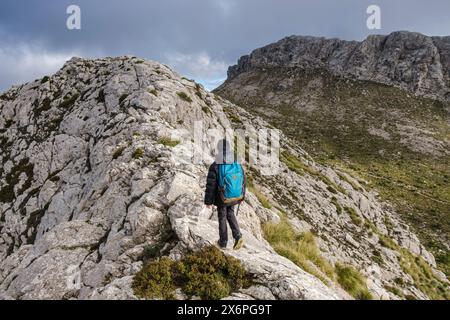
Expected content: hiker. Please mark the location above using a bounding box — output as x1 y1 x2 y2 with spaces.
204 139 245 250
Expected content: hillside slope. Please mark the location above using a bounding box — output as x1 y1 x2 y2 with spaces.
0 56 447 299
215 32 450 278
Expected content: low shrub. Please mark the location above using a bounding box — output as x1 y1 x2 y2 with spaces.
132 246 251 300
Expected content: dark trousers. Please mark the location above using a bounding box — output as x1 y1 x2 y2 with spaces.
217 205 241 246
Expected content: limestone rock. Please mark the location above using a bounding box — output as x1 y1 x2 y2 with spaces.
0 55 445 300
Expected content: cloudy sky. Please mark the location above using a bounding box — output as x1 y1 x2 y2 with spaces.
1 0 449 91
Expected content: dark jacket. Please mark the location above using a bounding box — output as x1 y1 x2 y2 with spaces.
204 162 246 207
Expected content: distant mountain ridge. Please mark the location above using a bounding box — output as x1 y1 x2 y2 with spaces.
227 31 450 102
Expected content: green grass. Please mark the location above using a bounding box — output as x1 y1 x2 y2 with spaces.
202 106 212 115
366 219 449 299
132 148 144 159
247 175 272 209
331 197 342 215
176 91 192 103
384 285 404 298
132 246 251 300
195 83 203 99
158 137 180 148
344 206 362 226
398 249 450 300
250 186 272 209
335 263 373 300
263 216 335 285
223 106 243 125
372 249 384 266
148 89 158 96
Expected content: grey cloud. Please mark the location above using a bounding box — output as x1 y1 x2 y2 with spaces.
1 0 449 92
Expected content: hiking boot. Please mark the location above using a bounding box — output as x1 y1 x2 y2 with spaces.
217 240 227 249
233 237 244 250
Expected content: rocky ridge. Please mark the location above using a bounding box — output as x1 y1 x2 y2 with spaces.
0 56 447 299
227 31 450 102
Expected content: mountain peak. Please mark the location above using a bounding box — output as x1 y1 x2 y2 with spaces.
226 31 450 101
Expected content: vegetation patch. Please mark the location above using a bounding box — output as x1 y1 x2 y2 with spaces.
195 83 203 99
263 216 335 285
331 197 342 215
372 249 384 266
132 246 251 300
132 148 144 159
58 93 79 109
378 234 398 250
247 176 272 209
158 137 180 147
384 284 404 298
112 146 126 160
337 171 363 191
335 263 373 300
344 206 362 226
202 106 212 115
365 220 449 299
223 106 243 125
398 249 450 300
148 89 158 96
176 91 193 103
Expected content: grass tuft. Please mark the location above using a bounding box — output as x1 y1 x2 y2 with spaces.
263 216 335 285
133 148 144 159
344 206 362 226
158 137 180 148
335 263 373 300
177 91 192 103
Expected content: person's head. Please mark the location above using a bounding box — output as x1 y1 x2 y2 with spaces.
215 139 234 164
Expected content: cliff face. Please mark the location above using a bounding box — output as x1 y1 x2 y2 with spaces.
227 31 450 102
0 56 447 300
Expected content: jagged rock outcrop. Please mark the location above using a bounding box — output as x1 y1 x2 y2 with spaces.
227 31 450 102
0 56 446 300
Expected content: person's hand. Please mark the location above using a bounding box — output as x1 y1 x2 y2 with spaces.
206 205 212 209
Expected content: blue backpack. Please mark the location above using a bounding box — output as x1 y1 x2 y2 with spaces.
217 162 245 205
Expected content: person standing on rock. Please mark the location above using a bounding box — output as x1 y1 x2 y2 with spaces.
204 139 245 250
